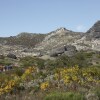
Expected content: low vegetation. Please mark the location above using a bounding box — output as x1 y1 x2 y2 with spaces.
44 92 84 100
0 51 100 100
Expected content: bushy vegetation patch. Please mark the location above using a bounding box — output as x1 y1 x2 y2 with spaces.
44 92 84 100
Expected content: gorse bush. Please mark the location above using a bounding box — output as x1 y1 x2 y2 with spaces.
0 66 36 95
0 66 100 96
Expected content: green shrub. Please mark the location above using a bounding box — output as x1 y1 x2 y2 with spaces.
14 68 24 76
44 92 84 100
20 56 45 69
0 59 12 65
45 55 74 69
57 55 73 67
97 54 100 58
94 88 100 99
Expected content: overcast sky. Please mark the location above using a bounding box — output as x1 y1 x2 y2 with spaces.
0 0 100 37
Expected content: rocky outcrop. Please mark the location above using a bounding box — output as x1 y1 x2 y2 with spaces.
73 21 100 51
86 20 100 39
50 45 77 57
7 53 17 59
35 27 82 51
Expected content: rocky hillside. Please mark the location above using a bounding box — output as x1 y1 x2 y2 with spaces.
0 32 46 47
0 32 46 57
0 21 100 57
73 21 100 51
35 27 82 51
86 20 100 39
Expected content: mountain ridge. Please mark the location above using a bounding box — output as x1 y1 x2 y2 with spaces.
0 21 100 57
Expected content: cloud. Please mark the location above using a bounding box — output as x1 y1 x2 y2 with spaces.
76 25 86 32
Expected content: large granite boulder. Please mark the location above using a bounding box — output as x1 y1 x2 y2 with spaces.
7 53 17 59
50 45 77 57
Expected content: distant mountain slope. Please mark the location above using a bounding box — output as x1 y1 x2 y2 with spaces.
35 27 82 52
0 21 100 57
73 21 100 51
35 21 100 52
86 20 100 39
0 32 46 47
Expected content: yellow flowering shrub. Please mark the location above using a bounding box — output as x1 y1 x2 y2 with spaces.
21 66 36 80
0 66 36 95
54 66 100 86
0 78 19 95
40 81 49 90
0 65 100 95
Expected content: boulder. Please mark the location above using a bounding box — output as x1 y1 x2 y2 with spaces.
50 45 77 57
7 53 17 59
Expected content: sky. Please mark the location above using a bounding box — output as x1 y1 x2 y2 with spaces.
0 0 100 37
